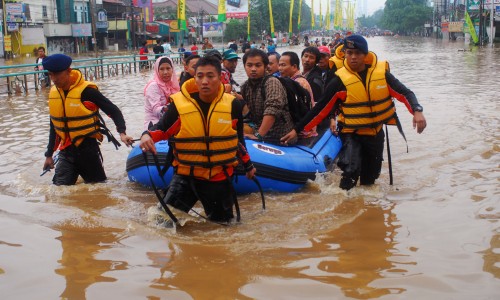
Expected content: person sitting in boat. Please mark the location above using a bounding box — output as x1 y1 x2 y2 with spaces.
240 49 297 144
139 56 256 224
41 54 134 185
278 51 317 139
179 53 200 87
281 35 427 191
143 57 180 130
301 46 324 102
267 52 281 77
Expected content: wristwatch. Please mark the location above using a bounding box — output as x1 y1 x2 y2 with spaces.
413 105 423 112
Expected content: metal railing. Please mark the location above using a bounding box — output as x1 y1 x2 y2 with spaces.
0 53 182 95
0 47 238 95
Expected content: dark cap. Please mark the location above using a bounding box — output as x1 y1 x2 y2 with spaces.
42 54 72 72
204 49 223 61
344 35 368 55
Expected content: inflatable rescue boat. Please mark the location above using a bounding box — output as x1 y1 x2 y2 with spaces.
126 129 342 194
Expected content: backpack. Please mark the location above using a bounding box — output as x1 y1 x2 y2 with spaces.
261 76 312 123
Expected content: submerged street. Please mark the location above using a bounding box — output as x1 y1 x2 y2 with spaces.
0 36 498 299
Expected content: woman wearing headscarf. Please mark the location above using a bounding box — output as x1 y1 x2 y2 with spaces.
144 56 180 130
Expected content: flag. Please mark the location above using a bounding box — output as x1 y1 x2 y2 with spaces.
289 0 294 38
298 0 302 30
311 0 315 29
218 0 227 22
268 0 275 38
177 0 187 30
465 11 479 44
248 0 251 41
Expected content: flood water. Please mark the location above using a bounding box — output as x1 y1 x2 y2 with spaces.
0 37 498 299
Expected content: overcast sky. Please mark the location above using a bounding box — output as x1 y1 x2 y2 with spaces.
367 0 386 16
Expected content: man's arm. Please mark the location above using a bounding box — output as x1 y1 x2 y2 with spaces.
81 87 134 146
232 99 256 179
386 71 421 113
82 87 127 134
259 77 287 137
140 102 181 154
296 77 345 132
386 71 427 133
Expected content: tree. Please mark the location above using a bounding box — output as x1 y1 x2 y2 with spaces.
248 0 312 40
380 0 432 35
224 19 247 41
358 9 384 29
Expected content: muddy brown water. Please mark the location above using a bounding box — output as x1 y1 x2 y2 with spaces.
0 37 498 299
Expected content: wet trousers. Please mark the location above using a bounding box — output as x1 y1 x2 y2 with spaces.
337 130 385 190
53 138 106 185
164 174 235 222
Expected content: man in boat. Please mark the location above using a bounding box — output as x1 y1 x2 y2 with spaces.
139 56 256 223
221 49 243 101
278 51 317 139
240 49 297 144
41 54 134 185
281 35 427 191
301 46 324 102
267 52 281 77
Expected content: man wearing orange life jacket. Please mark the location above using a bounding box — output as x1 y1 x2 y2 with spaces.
42 54 134 185
281 35 427 191
139 56 256 223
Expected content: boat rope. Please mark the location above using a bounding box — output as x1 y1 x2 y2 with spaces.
252 176 266 210
143 151 231 226
385 125 393 185
142 151 179 225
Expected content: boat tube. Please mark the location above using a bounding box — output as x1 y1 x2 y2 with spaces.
126 129 342 194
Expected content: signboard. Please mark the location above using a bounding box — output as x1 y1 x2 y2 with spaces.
72 23 92 37
7 22 19 31
203 22 224 37
4 35 12 51
470 0 500 10
441 22 449 33
6 3 26 23
96 8 108 31
448 21 464 33
146 24 159 33
96 21 109 29
227 0 249 18
163 20 180 33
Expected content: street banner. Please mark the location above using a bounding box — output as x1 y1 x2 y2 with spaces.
227 0 249 18
203 22 224 37
465 11 479 44
177 0 187 30
218 0 227 22
448 21 464 33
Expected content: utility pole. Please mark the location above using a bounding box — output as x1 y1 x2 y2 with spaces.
479 0 483 45
89 0 98 57
2 0 11 59
490 0 494 45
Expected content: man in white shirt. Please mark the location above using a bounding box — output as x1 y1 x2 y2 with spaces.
161 38 172 57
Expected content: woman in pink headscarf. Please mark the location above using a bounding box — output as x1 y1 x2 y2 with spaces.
143 56 180 129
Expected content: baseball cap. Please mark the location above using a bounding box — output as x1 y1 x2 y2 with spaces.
222 49 240 60
318 46 331 56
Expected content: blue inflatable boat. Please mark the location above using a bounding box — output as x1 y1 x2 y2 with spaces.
126 129 342 194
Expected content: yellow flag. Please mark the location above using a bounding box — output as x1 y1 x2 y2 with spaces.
298 0 303 30
311 0 315 29
268 0 275 38
177 0 187 30
218 0 227 22
289 0 294 38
